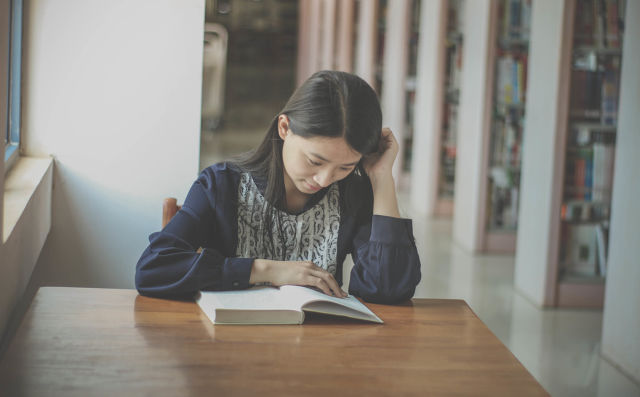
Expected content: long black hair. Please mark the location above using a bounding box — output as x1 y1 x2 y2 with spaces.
234 70 382 222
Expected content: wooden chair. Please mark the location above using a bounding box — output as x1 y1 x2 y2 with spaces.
162 198 181 228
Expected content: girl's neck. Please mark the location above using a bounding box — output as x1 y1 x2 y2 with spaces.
283 173 310 213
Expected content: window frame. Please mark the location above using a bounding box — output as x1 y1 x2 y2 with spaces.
4 0 23 173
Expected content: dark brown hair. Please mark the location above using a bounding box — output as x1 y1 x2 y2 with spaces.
234 70 382 222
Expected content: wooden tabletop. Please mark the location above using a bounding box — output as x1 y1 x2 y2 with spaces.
0 287 548 396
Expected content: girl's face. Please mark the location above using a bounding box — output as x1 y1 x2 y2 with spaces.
278 115 362 196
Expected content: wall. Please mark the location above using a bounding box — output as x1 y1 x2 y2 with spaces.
452 0 492 252
601 0 640 382
410 0 446 216
514 0 569 306
22 0 204 289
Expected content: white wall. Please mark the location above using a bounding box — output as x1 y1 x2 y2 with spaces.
381 0 410 179
452 0 493 252
410 0 446 216
601 0 640 382
514 0 569 306
22 0 204 288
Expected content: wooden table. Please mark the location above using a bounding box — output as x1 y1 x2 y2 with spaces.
0 287 547 396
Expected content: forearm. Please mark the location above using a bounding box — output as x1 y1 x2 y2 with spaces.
249 258 272 284
370 174 401 218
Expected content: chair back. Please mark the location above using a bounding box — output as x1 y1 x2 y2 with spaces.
162 198 181 228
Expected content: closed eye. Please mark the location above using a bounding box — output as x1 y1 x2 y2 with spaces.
308 158 322 166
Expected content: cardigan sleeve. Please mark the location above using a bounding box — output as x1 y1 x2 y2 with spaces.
348 215 421 304
135 166 253 298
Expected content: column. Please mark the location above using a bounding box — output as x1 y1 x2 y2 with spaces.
320 0 336 70
410 0 447 215
380 0 411 179
335 0 355 72
451 0 495 252
601 0 640 383
514 0 572 306
355 0 378 90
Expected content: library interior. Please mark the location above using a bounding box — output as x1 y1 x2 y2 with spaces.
1 0 639 396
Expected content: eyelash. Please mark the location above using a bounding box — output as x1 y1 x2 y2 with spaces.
307 158 354 172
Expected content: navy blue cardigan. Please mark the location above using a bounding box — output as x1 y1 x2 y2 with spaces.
135 162 421 304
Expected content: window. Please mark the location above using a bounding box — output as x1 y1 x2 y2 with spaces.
4 0 23 171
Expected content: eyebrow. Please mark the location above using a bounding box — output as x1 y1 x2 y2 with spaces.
310 152 359 166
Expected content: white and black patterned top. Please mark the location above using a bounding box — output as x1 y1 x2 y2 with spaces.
235 173 340 275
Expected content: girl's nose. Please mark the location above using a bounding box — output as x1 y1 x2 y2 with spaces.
313 169 333 187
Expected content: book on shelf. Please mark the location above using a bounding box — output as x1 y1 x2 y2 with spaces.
592 132 616 202
600 68 619 125
501 0 532 41
196 285 383 325
574 0 625 49
595 223 608 276
566 128 615 203
495 54 527 106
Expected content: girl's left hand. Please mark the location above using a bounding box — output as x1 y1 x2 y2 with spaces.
363 127 399 180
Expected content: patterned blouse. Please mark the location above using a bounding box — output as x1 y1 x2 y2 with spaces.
136 162 421 304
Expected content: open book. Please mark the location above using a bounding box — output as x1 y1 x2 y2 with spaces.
196 285 383 325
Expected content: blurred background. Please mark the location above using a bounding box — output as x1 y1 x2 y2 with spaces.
200 0 299 169
1 1 638 396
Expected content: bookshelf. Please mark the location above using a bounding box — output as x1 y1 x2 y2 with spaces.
514 0 626 309
452 0 530 252
556 0 625 307
436 0 464 215
484 0 531 251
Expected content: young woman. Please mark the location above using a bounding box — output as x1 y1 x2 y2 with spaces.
136 71 421 304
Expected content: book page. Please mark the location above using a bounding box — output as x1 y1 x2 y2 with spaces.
279 286 383 323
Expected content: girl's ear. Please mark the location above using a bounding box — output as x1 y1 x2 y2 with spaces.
277 115 290 140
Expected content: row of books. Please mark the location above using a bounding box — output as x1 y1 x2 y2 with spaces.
561 201 610 222
500 0 532 41
495 53 528 106
565 136 615 203
438 0 465 199
574 0 625 49
439 101 458 197
490 117 522 171
570 66 620 125
445 35 463 94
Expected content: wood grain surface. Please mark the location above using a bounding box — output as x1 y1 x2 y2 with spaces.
0 287 548 396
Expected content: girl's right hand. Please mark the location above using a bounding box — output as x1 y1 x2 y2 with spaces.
250 259 348 298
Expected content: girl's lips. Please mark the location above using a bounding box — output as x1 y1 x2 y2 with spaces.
305 181 322 191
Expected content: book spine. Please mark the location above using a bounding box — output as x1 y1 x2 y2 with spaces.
606 0 620 48
596 223 607 276
601 69 619 125
585 154 593 201
509 0 521 39
602 143 615 203
592 135 604 202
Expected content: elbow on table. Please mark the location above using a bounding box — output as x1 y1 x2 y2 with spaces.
354 284 418 305
350 272 421 304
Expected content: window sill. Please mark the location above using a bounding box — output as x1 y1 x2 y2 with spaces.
1 155 53 347
3 156 53 242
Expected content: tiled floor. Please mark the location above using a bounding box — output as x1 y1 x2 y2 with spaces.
200 127 640 396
